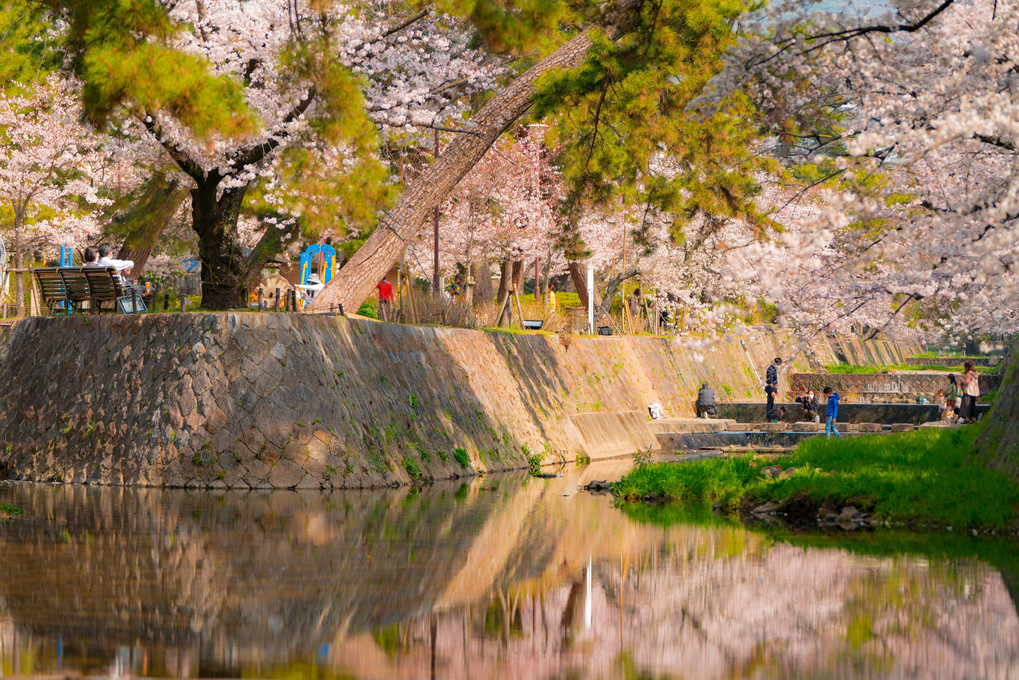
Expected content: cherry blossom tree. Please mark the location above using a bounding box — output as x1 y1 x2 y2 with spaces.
0 76 109 315
414 127 564 303
721 0 1019 339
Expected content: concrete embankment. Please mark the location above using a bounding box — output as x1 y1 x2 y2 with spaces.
0 314 840 489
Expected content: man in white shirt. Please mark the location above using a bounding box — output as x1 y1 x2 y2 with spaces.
95 243 134 280
294 273 324 306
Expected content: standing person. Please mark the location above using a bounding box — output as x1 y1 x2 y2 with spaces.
765 357 782 412
959 360 981 423
376 278 394 321
935 389 947 421
823 386 843 440
945 374 959 422
696 382 717 419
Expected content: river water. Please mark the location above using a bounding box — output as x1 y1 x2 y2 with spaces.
1 460 1017 679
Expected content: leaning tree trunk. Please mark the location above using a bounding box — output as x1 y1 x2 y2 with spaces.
310 29 602 314
117 175 187 276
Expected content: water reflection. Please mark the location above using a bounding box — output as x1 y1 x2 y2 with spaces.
1 462 1017 679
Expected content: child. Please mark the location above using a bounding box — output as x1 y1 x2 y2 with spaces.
936 389 947 421
823 386 843 440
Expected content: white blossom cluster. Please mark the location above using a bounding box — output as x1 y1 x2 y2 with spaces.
155 0 504 182
0 76 111 260
719 0 1019 338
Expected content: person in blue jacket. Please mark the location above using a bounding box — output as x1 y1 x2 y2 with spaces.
823 386 843 440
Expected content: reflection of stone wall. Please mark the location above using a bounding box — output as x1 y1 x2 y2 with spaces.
0 315 837 488
792 372 1001 404
3 476 1016 679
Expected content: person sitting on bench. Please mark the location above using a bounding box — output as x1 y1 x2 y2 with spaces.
696 382 717 419
94 243 134 281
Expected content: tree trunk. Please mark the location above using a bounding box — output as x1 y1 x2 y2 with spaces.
192 180 251 310
511 258 523 293
471 260 492 307
116 176 187 276
568 261 591 309
310 28 602 313
600 268 640 316
496 256 512 306
13 211 24 318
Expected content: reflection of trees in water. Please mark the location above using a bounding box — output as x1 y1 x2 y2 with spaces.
0 471 1017 679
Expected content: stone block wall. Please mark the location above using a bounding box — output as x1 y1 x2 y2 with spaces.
977 342 1019 482
828 336 921 366
904 356 1001 367
0 314 831 489
791 372 1001 404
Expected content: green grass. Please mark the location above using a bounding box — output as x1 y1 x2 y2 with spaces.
453 446 471 469
613 425 1019 531
825 363 997 374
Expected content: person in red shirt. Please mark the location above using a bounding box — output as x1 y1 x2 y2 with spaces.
376 279 394 320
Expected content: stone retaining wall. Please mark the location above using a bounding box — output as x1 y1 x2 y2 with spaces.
0 314 833 489
977 342 1019 482
904 356 1000 367
829 336 920 366
791 372 1001 404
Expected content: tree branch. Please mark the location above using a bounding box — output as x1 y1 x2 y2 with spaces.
228 87 317 172
141 113 206 183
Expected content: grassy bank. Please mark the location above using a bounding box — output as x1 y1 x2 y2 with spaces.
613 425 1019 532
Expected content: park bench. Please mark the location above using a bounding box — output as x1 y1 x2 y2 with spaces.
33 267 133 315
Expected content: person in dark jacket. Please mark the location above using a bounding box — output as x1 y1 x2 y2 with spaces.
794 390 819 422
696 383 717 418
766 405 787 422
823 386 843 440
765 357 782 411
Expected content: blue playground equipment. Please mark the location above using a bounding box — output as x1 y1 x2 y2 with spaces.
299 244 336 286
56 245 73 311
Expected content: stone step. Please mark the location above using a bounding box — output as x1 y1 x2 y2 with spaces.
647 418 735 434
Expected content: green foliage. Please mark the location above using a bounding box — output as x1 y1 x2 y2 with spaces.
616 426 1019 531
0 502 25 517
453 446 471 468
524 445 543 475
533 0 776 257
0 1 63 87
44 0 256 136
401 457 422 481
357 301 379 319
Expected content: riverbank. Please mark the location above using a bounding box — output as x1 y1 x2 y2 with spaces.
613 425 1019 533
3 313 896 489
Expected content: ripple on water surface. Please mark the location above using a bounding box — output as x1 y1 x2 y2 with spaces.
0 461 1017 679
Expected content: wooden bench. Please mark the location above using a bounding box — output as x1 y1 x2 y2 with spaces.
33 267 129 314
